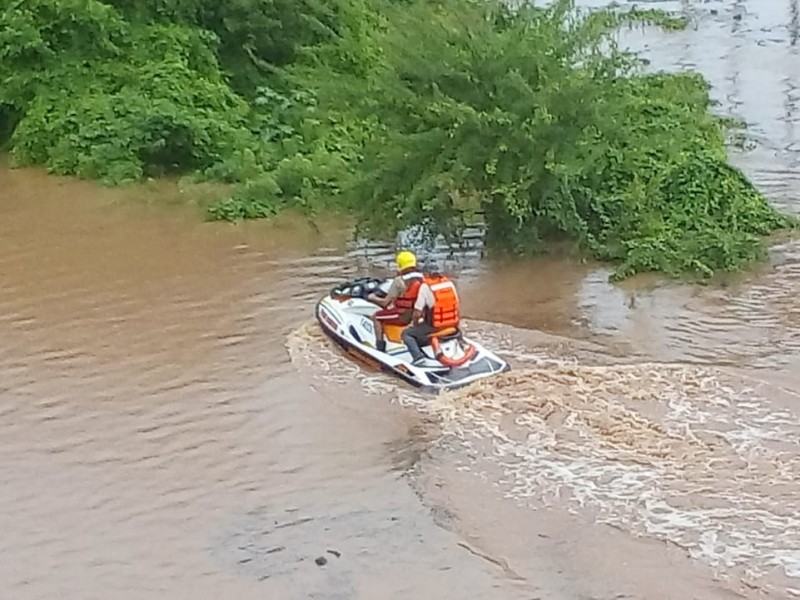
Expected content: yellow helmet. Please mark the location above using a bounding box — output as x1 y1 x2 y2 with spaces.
395 250 417 271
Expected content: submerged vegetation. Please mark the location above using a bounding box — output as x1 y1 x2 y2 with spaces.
0 0 794 279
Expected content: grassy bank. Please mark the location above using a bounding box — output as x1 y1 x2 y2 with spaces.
0 0 795 280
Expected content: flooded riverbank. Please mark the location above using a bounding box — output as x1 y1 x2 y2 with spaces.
1 1 800 599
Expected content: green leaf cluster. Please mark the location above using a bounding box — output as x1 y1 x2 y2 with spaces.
1 0 252 183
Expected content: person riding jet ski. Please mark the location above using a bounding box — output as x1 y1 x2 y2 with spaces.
367 250 424 353
402 270 462 366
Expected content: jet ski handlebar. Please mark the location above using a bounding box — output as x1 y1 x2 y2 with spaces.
330 277 386 300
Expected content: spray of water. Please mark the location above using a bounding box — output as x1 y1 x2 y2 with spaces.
286 319 800 593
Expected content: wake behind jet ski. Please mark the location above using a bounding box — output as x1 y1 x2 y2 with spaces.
315 252 510 393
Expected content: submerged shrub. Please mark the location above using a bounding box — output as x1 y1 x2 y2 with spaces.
324 0 795 279
0 0 793 279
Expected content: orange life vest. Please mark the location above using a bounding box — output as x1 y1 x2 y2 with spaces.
423 274 460 329
393 268 424 310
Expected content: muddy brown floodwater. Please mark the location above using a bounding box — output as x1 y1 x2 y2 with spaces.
2 2 800 599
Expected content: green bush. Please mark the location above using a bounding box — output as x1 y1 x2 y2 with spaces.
0 0 794 280
322 0 795 279
206 173 283 220
1 2 253 183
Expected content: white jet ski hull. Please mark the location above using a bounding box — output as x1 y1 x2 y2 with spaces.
315 277 510 393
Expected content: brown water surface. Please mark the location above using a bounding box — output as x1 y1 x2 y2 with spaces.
0 165 534 600
2 2 800 599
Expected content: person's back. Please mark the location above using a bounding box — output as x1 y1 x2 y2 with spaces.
402 273 461 365
420 274 460 330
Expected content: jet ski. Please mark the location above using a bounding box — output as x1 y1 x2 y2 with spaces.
315 276 510 393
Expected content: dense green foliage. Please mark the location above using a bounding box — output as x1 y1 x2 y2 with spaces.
0 0 794 279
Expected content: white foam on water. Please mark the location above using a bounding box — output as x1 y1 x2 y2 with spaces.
287 319 800 593
286 322 398 397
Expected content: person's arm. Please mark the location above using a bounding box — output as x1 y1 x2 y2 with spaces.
410 284 431 323
369 292 390 307
369 277 403 307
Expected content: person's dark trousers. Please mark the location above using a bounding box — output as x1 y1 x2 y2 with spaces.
402 322 436 361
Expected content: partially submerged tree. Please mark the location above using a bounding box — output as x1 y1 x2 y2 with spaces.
0 0 793 279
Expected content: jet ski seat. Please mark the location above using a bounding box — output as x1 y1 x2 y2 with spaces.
383 323 462 346
426 326 461 344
